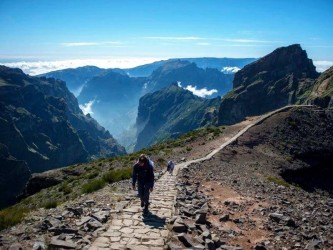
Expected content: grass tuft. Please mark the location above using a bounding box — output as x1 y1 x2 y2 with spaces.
81 178 106 194
267 176 291 187
43 200 58 209
103 167 132 184
0 206 29 230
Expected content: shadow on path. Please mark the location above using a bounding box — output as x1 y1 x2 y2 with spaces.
142 211 166 229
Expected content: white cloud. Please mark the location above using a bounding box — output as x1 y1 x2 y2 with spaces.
313 61 333 72
177 81 217 97
177 81 182 87
79 100 95 115
184 85 217 98
0 57 164 75
143 36 205 40
221 38 278 43
61 41 123 47
196 42 211 46
221 66 240 74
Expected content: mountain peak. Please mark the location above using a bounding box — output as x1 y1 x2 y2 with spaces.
218 45 320 125
234 44 318 89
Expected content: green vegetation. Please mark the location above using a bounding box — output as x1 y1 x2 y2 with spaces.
103 167 132 183
58 183 72 194
43 200 58 209
85 172 99 179
288 121 297 127
0 124 228 230
81 178 106 194
0 206 29 231
267 176 291 187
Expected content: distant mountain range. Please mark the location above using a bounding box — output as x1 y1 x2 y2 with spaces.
122 57 256 77
0 66 125 208
135 44 332 150
40 57 256 96
2 44 333 209
41 58 251 147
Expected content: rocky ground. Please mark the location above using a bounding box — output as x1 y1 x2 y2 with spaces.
169 107 333 249
0 179 134 249
1 106 332 250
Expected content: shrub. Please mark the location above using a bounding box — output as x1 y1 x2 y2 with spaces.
81 178 106 194
86 172 99 179
58 183 72 194
267 176 291 187
0 206 29 230
43 200 58 209
103 167 132 183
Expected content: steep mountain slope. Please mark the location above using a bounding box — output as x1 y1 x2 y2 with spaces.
39 66 106 96
73 60 233 143
39 58 253 146
218 44 319 125
146 60 233 97
134 83 220 151
0 66 125 208
77 71 146 138
307 66 333 107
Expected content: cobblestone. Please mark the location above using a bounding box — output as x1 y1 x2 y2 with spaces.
90 168 178 249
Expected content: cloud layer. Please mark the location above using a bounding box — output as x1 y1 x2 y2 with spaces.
1 58 331 77
0 58 163 75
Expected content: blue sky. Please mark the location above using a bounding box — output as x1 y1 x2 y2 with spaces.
1 0 332 74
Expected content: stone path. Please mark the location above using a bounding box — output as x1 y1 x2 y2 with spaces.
90 168 179 250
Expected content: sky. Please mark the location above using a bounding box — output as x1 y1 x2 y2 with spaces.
1 0 333 74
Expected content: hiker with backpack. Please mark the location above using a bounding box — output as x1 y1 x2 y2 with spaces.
167 160 175 175
132 154 154 213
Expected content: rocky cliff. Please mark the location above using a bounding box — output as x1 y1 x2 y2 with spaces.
146 60 233 97
307 66 333 108
0 66 125 208
218 44 319 125
134 83 220 151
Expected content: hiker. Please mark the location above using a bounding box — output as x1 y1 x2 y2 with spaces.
132 154 154 213
167 160 175 175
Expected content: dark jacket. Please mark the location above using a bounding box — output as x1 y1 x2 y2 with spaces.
132 161 154 188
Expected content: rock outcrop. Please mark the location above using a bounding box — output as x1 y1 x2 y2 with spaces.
134 83 220 151
218 44 319 125
307 66 333 108
0 66 125 208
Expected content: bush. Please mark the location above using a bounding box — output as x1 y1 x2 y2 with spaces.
267 176 291 187
85 172 99 179
58 183 72 194
0 206 29 230
43 200 58 209
81 178 106 194
103 167 132 184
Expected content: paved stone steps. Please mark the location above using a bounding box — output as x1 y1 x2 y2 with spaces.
90 171 178 249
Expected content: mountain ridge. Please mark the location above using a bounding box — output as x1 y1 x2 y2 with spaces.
218 44 320 125
0 65 125 208
134 83 220 151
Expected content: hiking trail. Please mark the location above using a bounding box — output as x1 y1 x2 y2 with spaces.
90 105 304 249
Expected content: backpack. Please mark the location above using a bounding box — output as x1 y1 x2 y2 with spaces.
148 156 154 168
